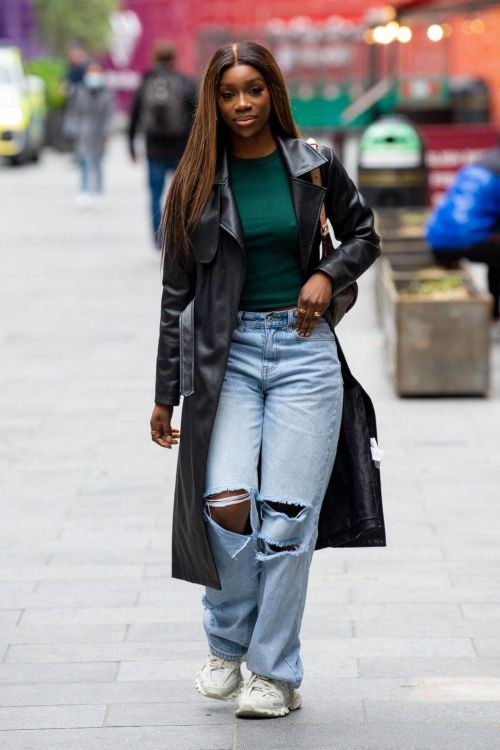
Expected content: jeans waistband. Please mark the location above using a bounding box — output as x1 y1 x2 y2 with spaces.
235 308 298 331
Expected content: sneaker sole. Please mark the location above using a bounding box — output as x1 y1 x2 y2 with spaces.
194 672 243 702
235 692 302 718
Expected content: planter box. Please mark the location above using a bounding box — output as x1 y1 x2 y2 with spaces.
375 207 434 268
378 256 492 396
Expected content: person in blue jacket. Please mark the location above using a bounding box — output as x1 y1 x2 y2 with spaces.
425 142 500 320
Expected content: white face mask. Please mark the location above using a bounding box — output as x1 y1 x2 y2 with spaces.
84 72 104 89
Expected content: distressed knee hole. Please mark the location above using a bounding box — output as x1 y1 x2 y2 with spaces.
267 542 300 553
266 501 305 518
205 490 251 535
258 499 309 555
205 489 250 507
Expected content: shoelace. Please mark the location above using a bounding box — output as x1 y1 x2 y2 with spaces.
207 654 238 672
247 673 282 698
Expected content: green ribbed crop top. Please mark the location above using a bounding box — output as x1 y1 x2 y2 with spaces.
228 147 302 310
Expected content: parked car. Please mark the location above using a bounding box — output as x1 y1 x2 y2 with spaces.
0 45 46 164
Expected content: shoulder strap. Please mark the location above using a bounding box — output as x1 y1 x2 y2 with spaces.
306 138 334 256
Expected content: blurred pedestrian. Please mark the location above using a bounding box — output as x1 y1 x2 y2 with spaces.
149 41 384 719
426 140 500 323
63 61 115 209
60 43 90 152
127 40 198 248
65 43 89 96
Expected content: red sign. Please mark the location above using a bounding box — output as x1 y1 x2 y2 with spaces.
419 124 498 207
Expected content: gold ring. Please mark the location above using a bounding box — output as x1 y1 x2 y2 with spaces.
313 311 321 318
297 307 307 314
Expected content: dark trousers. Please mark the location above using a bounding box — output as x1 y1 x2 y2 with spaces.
433 238 500 319
147 158 179 247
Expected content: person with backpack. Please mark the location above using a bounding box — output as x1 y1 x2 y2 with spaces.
128 40 198 249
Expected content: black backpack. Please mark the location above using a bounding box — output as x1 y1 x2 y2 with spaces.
141 68 189 137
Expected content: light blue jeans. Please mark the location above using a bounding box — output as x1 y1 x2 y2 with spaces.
202 307 343 688
79 155 103 194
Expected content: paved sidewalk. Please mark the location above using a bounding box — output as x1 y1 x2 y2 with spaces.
1 141 500 749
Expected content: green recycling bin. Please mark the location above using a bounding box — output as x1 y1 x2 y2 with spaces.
358 117 428 207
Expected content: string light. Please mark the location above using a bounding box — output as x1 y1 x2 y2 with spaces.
373 25 390 44
427 24 444 42
372 21 399 44
470 18 485 33
397 25 412 43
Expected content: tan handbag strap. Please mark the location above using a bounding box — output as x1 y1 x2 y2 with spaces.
306 137 330 241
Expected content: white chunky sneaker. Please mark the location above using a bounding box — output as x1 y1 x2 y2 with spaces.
235 672 302 718
195 653 244 701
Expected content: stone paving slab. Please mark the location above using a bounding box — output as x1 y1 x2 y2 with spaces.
0 662 119 684
5 641 215 664
18 606 202 626
0 726 234 750
363 700 500 722
0 680 215 706
0 565 144 581
0 625 127 645
105 700 239 726
358 656 500 678
0 705 106 731
354 618 500 638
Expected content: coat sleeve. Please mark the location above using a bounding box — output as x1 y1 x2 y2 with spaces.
155 252 196 406
314 146 381 295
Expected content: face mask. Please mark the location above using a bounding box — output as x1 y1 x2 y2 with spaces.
84 73 104 89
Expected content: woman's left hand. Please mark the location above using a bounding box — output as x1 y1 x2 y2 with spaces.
295 272 333 337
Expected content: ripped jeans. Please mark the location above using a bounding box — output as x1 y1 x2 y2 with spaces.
202 308 343 688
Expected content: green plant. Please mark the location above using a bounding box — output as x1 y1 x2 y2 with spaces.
27 57 67 111
29 0 118 57
406 276 468 296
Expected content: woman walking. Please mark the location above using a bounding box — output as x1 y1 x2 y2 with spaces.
150 41 385 719
63 61 114 209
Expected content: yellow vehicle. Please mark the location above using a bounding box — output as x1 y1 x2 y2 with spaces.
0 45 46 164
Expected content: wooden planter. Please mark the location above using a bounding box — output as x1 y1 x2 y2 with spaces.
375 207 433 266
378 257 492 396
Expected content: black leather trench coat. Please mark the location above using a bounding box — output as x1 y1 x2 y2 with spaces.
155 135 386 590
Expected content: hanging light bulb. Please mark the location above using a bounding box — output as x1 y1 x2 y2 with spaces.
397 26 412 43
373 25 389 44
427 24 444 42
385 21 400 43
470 18 485 33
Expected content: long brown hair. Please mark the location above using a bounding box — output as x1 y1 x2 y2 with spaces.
160 41 300 267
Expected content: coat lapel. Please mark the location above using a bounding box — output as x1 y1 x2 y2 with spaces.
275 135 328 273
215 147 245 250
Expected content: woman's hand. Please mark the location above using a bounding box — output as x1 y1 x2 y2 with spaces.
150 404 180 449
295 272 333 336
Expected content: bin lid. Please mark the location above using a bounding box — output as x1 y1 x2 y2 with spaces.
359 117 423 168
